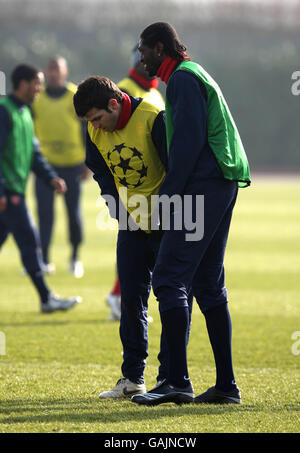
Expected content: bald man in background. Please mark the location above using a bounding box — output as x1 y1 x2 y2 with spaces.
32 57 89 278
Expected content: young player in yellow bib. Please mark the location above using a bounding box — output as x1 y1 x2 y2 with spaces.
73 76 170 398
32 57 88 278
106 45 165 321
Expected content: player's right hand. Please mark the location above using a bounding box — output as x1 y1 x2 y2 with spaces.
0 196 7 213
51 177 67 194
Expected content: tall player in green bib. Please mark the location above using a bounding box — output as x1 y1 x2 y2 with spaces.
73 76 169 398
131 22 251 406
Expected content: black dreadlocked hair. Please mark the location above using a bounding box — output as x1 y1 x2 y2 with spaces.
140 22 187 61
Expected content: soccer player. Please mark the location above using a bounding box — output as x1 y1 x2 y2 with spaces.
0 63 81 313
73 75 171 398
118 44 165 110
32 57 88 278
131 22 251 406
106 45 165 322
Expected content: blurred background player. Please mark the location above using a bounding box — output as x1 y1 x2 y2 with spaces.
32 57 89 278
0 63 81 313
118 44 165 110
106 45 165 321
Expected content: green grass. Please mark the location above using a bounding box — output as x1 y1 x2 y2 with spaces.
0 176 299 433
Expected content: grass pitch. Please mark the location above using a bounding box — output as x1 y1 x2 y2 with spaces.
0 175 299 433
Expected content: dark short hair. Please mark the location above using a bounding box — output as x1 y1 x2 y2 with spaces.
73 76 123 117
11 64 40 90
140 22 187 61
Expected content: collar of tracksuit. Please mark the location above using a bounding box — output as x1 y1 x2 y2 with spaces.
156 53 190 84
116 92 132 130
128 68 159 91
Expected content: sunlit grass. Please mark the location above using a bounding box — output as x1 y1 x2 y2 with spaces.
0 176 299 433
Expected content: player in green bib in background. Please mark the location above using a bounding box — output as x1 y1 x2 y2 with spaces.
0 64 81 313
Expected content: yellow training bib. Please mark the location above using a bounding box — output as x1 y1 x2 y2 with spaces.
33 82 85 166
118 77 165 111
88 99 165 232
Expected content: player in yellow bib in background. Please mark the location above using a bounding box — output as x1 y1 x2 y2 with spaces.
32 57 89 278
118 44 165 110
106 45 165 321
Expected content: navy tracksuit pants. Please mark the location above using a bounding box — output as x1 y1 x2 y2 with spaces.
118 178 237 384
0 192 43 274
153 179 238 314
35 164 83 263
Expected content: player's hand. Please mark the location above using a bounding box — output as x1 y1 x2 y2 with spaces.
51 177 67 194
0 196 7 213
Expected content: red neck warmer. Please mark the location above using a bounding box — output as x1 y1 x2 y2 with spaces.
116 92 132 130
128 68 159 91
157 53 189 84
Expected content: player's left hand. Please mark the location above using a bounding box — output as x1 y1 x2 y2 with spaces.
51 177 67 194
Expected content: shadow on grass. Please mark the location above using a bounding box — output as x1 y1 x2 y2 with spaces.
0 317 112 328
1 397 293 426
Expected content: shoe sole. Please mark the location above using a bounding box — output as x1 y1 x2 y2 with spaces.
40 298 81 314
132 392 194 406
41 305 77 313
194 395 241 404
99 390 145 399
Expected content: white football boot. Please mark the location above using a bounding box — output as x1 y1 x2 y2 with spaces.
69 259 84 279
41 293 82 313
106 293 121 321
99 378 146 399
